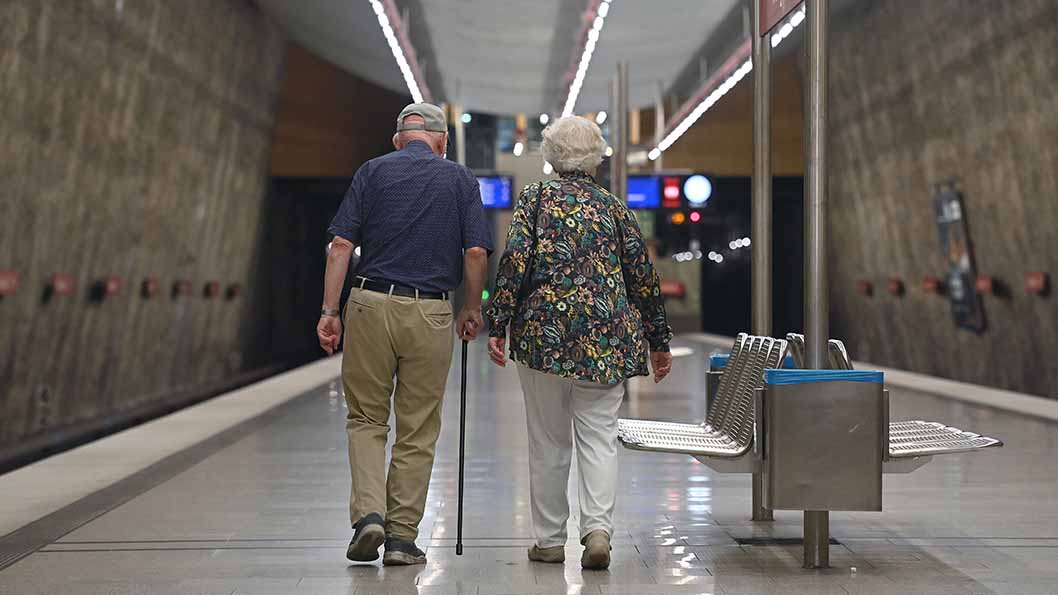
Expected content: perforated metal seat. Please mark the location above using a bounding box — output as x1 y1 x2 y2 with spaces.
785 334 1003 459
618 333 787 458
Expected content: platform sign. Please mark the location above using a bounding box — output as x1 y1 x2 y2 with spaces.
476 175 513 209
934 184 985 333
760 0 802 36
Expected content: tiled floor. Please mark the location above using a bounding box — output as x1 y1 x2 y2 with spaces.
1 337 1056 594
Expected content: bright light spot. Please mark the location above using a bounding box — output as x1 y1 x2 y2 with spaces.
670 212 686 225
670 346 695 357
683 175 713 206
461 112 472 124
368 0 424 102
543 161 554 175
593 15 604 30
689 211 701 223
513 141 524 156
716 254 724 263
595 111 608 125
354 246 361 257
481 289 491 300
654 4 809 159
539 113 550 125
648 148 661 161
743 237 752 246
604 146 614 157
597 2 609 17
729 240 738 250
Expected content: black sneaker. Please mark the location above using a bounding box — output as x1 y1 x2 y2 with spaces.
382 536 427 566
346 513 385 562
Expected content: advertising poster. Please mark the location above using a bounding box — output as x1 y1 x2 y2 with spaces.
934 184 985 333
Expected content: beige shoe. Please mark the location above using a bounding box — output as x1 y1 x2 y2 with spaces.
580 530 611 570
527 544 565 563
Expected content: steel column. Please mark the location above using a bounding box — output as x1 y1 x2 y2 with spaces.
453 104 467 166
751 0 774 523
803 0 831 569
611 62 629 197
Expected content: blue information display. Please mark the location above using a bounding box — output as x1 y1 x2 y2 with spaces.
627 175 661 208
477 175 513 209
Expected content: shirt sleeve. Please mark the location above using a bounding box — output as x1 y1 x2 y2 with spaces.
616 205 673 352
461 171 494 254
327 165 368 243
486 183 539 339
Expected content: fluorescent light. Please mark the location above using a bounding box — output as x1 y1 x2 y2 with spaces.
595 111 608 125
650 6 806 156
561 1 614 117
368 0 424 103
513 141 524 156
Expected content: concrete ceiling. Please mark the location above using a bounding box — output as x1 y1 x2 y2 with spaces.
256 0 741 115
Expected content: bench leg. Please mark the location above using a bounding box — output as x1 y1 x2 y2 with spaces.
803 510 830 568
751 473 773 521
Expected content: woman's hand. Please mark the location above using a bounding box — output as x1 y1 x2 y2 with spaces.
650 351 672 383
488 337 507 367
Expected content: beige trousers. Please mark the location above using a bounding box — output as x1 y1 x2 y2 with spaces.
341 287 454 541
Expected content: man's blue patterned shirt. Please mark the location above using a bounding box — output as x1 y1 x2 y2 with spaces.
328 141 493 292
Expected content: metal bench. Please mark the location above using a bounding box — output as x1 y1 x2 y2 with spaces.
785 333 1003 460
618 333 785 472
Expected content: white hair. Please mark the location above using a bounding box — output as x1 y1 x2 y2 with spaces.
541 116 606 173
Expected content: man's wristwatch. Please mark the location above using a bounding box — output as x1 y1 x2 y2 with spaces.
321 308 340 318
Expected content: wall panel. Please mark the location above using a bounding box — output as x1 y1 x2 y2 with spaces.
828 0 1058 397
0 0 286 455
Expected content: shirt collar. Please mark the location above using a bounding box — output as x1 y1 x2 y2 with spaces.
404 140 434 154
559 170 596 183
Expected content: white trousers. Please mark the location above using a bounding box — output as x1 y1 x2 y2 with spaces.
516 364 625 548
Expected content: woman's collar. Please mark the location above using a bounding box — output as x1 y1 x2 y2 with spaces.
558 170 596 183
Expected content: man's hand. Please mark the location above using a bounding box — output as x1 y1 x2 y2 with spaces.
317 315 343 355
456 307 483 340
488 337 507 367
650 350 673 383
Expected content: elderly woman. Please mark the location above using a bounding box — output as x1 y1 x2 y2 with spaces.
486 116 673 569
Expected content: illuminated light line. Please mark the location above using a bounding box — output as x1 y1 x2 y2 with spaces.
648 5 806 160
561 0 614 117
368 0 431 103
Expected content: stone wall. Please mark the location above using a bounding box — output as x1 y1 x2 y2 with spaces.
0 0 286 454
828 0 1058 397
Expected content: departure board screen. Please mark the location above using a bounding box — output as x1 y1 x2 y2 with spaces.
627 175 661 208
477 175 513 209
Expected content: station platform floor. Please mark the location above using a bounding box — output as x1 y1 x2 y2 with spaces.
1 335 1057 595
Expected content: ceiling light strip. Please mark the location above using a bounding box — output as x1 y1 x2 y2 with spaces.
648 5 806 160
369 0 432 103
560 0 612 118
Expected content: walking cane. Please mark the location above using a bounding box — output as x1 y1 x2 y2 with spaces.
456 339 468 555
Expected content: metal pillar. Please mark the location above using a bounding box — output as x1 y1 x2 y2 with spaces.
654 82 665 172
751 0 774 524
611 62 629 197
453 104 467 166
803 0 831 569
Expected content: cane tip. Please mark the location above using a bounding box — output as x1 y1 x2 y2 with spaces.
456 544 463 556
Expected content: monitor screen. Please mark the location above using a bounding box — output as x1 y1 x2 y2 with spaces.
477 175 514 209
627 175 661 208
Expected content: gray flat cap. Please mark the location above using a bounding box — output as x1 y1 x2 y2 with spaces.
396 103 448 133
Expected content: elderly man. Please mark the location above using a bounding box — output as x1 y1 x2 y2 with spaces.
317 103 492 566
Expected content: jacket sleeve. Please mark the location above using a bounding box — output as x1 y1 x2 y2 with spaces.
616 205 673 352
486 183 539 339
